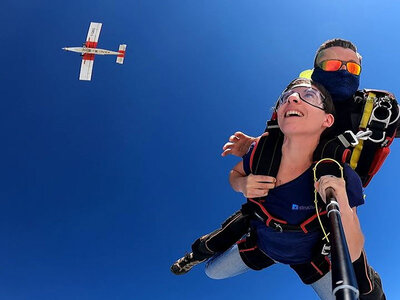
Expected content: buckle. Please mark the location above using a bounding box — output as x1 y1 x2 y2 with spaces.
369 105 392 128
367 102 393 143
273 223 283 233
321 243 331 256
338 130 359 147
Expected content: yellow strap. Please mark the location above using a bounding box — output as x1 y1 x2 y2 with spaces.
359 92 376 128
349 92 376 169
350 140 364 169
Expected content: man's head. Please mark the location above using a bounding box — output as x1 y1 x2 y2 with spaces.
314 38 362 68
311 38 362 102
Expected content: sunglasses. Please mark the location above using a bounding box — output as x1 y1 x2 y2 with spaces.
319 59 361 75
277 84 325 111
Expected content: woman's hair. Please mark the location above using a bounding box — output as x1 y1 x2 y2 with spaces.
282 77 335 116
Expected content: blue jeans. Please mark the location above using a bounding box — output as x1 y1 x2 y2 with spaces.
205 245 334 300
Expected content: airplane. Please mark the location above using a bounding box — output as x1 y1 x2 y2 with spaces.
63 22 127 81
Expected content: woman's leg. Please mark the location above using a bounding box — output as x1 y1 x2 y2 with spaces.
205 244 251 279
310 271 335 300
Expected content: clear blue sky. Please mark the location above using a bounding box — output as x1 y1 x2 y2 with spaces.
1 0 399 299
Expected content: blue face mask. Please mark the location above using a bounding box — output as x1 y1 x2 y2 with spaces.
311 67 360 102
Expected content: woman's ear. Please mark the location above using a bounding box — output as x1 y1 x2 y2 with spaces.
323 114 335 128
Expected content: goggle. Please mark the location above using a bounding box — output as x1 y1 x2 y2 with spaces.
277 84 325 110
319 59 361 75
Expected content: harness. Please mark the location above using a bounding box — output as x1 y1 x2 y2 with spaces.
314 89 400 187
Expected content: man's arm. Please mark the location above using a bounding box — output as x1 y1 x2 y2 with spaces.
221 132 263 157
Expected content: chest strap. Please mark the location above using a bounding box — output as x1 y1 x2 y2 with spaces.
242 200 328 233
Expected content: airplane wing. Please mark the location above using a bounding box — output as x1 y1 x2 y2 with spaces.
79 54 94 81
79 22 102 81
85 22 102 48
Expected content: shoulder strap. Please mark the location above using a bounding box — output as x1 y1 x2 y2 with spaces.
251 119 283 177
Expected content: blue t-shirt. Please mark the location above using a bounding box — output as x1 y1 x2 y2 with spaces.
243 143 364 264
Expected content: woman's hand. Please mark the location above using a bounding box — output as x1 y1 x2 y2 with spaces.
239 174 276 198
314 175 352 214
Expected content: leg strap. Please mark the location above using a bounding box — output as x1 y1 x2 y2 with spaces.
191 210 250 260
237 229 275 270
291 255 331 285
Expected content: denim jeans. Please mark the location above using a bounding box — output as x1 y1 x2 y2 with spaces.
205 244 334 300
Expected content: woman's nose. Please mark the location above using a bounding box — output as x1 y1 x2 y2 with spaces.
287 93 301 103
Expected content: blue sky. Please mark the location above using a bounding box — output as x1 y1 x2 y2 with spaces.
1 0 399 299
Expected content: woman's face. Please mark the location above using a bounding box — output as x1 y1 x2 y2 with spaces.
276 84 334 138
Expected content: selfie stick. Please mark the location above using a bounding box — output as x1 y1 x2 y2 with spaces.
325 187 359 300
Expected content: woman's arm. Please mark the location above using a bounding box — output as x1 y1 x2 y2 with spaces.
229 161 276 198
315 176 364 262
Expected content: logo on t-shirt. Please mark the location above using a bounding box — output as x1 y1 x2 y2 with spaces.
292 204 314 211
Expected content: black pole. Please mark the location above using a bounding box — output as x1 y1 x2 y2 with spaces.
325 187 359 300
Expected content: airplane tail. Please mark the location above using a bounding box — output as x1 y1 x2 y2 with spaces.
116 44 127 64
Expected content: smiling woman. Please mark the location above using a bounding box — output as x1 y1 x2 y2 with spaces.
203 78 368 300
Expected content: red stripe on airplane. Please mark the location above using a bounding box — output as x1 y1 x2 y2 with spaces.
82 53 95 61
118 50 126 57
85 41 98 48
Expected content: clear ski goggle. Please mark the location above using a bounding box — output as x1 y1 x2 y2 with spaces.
277 84 326 111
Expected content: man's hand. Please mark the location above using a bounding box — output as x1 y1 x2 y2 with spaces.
240 174 276 198
222 132 268 157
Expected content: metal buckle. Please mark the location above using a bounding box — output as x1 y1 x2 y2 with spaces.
338 130 359 147
321 243 331 256
274 223 283 233
367 101 392 143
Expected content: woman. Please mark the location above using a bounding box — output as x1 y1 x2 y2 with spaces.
205 78 365 300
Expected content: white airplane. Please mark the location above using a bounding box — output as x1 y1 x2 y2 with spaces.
63 22 127 81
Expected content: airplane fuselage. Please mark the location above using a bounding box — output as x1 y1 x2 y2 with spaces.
62 47 120 55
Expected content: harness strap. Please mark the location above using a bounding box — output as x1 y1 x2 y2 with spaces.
350 92 376 169
243 200 327 233
251 119 283 177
